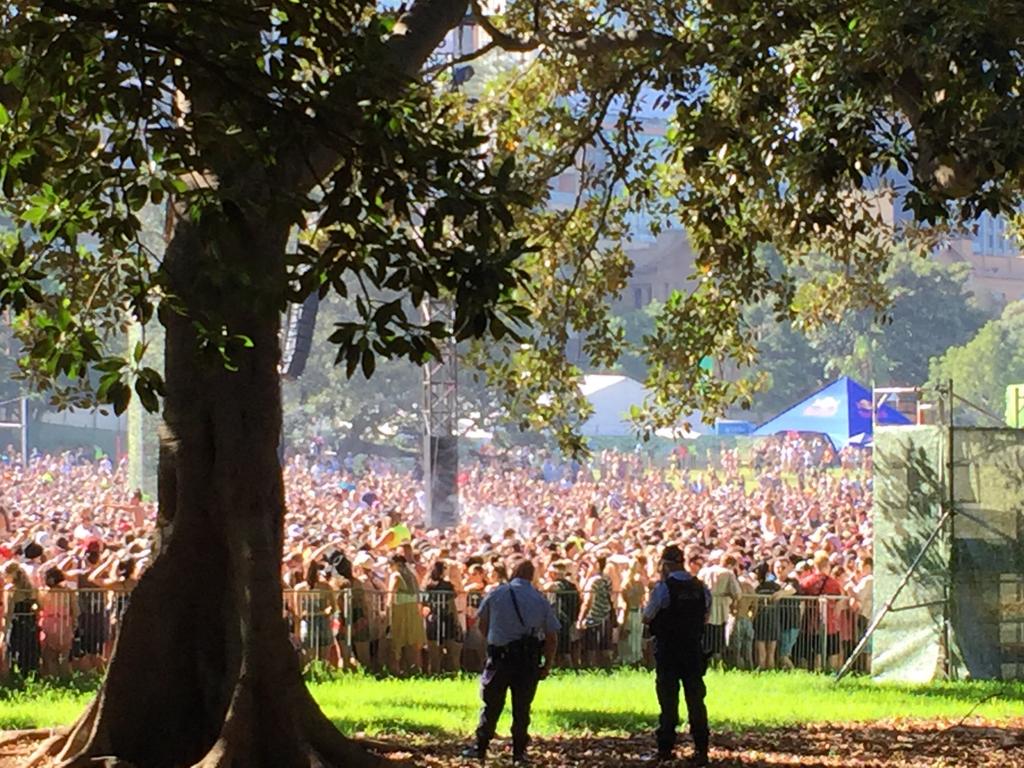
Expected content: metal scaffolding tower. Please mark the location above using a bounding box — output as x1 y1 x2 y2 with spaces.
421 297 459 528
419 9 479 529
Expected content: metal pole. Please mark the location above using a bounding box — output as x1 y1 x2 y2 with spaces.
944 380 956 680
20 396 28 468
834 505 954 683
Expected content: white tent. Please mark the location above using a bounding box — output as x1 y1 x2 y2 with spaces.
579 375 646 436
579 375 704 438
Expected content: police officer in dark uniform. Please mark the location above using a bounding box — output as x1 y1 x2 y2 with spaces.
463 558 560 764
643 545 711 765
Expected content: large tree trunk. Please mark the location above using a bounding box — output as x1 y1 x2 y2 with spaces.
33 214 383 768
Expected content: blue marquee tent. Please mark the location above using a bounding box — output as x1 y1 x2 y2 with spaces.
753 377 911 447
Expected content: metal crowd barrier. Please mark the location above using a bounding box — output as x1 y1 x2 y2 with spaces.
1 587 866 677
280 589 862 674
732 594 861 673
0 588 128 676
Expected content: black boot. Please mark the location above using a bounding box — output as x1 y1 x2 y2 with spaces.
461 744 486 761
686 750 709 767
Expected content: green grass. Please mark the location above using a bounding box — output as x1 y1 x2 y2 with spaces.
0 675 98 730
1 670 1022 736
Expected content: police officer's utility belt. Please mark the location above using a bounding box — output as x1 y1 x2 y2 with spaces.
488 636 541 663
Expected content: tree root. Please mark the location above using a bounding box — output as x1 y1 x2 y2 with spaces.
23 730 70 767
21 649 394 768
58 757 139 768
298 686 389 768
0 729 61 749
21 692 104 768
304 747 329 768
55 692 104 766
188 668 254 768
22 702 398 768
189 738 395 768
185 682 389 768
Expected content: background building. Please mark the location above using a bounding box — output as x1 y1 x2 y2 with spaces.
619 229 697 309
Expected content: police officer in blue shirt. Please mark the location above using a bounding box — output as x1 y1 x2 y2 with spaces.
643 545 712 766
463 558 560 764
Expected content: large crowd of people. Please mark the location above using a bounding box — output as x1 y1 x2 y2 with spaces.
0 434 875 678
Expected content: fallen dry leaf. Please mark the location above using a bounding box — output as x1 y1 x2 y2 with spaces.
3 719 1023 768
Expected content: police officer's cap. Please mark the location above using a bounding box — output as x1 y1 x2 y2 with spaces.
661 545 684 564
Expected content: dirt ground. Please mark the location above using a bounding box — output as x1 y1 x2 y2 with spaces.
2 719 1023 767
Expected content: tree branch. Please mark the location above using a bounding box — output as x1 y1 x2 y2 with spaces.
470 0 540 52
286 0 471 191
388 0 473 75
424 39 500 75
45 0 368 167
469 0 684 58
892 68 978 198
560 28 685 56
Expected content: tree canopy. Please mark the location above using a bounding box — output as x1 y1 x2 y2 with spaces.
1 0 532 418
3 2 1024 765
3 0 1024 445
744 248 989 418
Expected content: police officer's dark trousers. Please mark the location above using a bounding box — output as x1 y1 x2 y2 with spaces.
655 650 709 755
474 644 540 756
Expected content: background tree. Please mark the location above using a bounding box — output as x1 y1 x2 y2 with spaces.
282 294 512 457
0 312 20 405
803 249 988 387
602 248 989 422
929 301 1024 424
743 306 824 420
603 300 663 383
742 248 989 419
3 1 1024 767
282 297 423 458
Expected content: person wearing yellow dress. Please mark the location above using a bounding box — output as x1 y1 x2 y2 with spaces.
387 554 426 674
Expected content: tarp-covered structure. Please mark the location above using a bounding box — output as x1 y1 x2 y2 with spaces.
872 425 1024 682
754 376 911 447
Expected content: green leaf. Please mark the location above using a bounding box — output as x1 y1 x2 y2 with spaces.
135 378 160 413
21 205 48 225
361 348 375 378
2 63 22 85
